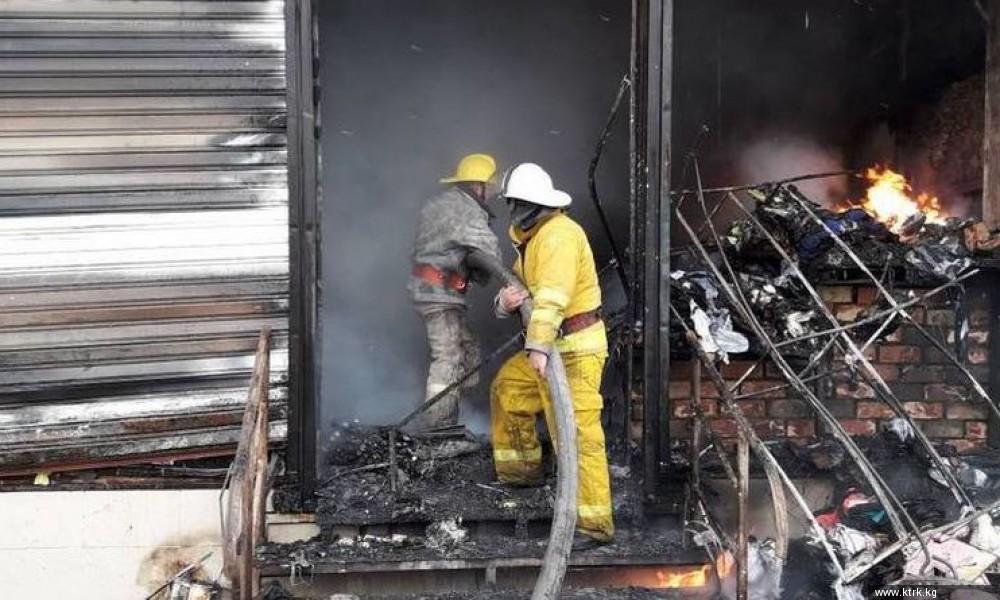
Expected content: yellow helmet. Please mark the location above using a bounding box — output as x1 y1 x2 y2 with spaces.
439 153 497 184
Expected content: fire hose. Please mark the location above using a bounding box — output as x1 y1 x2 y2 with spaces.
390 250 579 599
465 249 579 600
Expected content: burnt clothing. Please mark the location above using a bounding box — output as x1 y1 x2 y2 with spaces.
420 308 481 429
408 186 502 312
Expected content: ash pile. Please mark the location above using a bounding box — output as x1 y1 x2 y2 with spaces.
310 423 638 530
670 166 1000 599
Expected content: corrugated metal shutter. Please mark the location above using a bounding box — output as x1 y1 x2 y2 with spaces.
0 0 290 472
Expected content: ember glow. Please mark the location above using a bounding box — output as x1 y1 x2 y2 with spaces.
856 166 943 232
626 564 711 589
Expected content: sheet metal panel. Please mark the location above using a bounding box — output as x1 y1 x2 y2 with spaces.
0 0 290 469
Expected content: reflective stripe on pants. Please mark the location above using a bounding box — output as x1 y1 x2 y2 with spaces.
490 351 614 541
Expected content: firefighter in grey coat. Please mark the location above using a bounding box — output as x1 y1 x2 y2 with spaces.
408 154 503 429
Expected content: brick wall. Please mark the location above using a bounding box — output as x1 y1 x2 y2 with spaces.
667 284 993 453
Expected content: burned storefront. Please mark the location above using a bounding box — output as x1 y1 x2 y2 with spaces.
4 0 1000 599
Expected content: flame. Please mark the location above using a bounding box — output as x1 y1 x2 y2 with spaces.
855 166 942 233
656 564 711 588
629 564 712 589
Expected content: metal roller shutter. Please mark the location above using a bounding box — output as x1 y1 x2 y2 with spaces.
0 0 290 472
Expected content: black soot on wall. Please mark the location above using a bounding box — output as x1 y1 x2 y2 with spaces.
317 0 632 466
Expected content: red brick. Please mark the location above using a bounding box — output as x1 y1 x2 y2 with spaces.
720 361 763 380
820 286 854 304
753 419 786 438
786 419 816 438
946 403 990 420
899 365 945 383
966 422 988 439
836 305 864 322
924 384 966 402
947 330 989 345
856 287 879 305
904 402 944 420
909 307 926 324
699 382 721 399
840 419 877 436
950 439 988 454
735 400 767 418
827 399 857 418
670 419 691 439
879 345 922 364
709 418 738 438
836 381 876 400
971 309 990 327
968 348 988 365
920 420 964 438
768 400 812 418
856 402 895 419
669 360 694 379
889 383 926 402
669 381 692 400
872 364 899 382
926 310 953 327
740 380 787 399
672 399 719 419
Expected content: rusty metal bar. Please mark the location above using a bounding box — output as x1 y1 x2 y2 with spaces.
677 197 911 540
736 429 749 600
671 316 844 579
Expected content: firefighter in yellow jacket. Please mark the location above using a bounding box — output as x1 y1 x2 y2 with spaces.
490 162 613 550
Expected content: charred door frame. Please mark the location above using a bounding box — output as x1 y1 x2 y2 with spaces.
633 0 674 497
286 0 674 506
286 0 321 507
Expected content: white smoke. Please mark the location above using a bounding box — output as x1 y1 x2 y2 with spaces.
736 135 849 205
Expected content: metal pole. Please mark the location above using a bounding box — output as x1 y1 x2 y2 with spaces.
736 431 749 600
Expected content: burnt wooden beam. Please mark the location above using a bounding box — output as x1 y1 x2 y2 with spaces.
986 0 1000 227
223 327 271 597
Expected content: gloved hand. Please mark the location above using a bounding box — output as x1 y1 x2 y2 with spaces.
498 285 530 313
527 349 548 376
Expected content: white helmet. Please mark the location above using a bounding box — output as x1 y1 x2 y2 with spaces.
502 163 572 208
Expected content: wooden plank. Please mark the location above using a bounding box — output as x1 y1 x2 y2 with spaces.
223 327 271 595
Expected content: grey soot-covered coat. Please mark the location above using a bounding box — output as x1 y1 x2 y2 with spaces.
408 186 502 312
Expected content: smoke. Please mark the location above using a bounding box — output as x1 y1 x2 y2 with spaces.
736 135 849 205
317 0 630 465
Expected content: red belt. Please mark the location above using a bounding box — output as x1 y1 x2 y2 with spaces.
560 307 603 335
412 264 467 294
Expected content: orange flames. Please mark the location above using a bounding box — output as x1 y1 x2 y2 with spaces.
854 166 943 233
623 564 712 589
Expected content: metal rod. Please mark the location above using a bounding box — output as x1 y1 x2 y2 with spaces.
388 428 398 495
722 189 972 508
771 272 976 348
673 169 853 196
588 74 633 295
736 430 749 600
786 194 998 424
677 198 912 539
691 359 703 497
672 314 844 578
395 331 523 430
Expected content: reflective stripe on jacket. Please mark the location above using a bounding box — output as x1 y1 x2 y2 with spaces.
509 212 607 355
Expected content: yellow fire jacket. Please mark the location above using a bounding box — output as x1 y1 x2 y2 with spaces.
509 212 607 356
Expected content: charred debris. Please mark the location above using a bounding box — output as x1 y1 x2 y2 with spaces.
670 164 1000 598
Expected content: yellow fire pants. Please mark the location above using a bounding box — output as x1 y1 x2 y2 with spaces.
490 351 614 541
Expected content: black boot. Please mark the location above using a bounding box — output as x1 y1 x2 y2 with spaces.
571 532 611 552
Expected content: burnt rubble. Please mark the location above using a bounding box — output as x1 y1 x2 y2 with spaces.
671 169 1000 598
310 423 639 528
258 582 687 600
